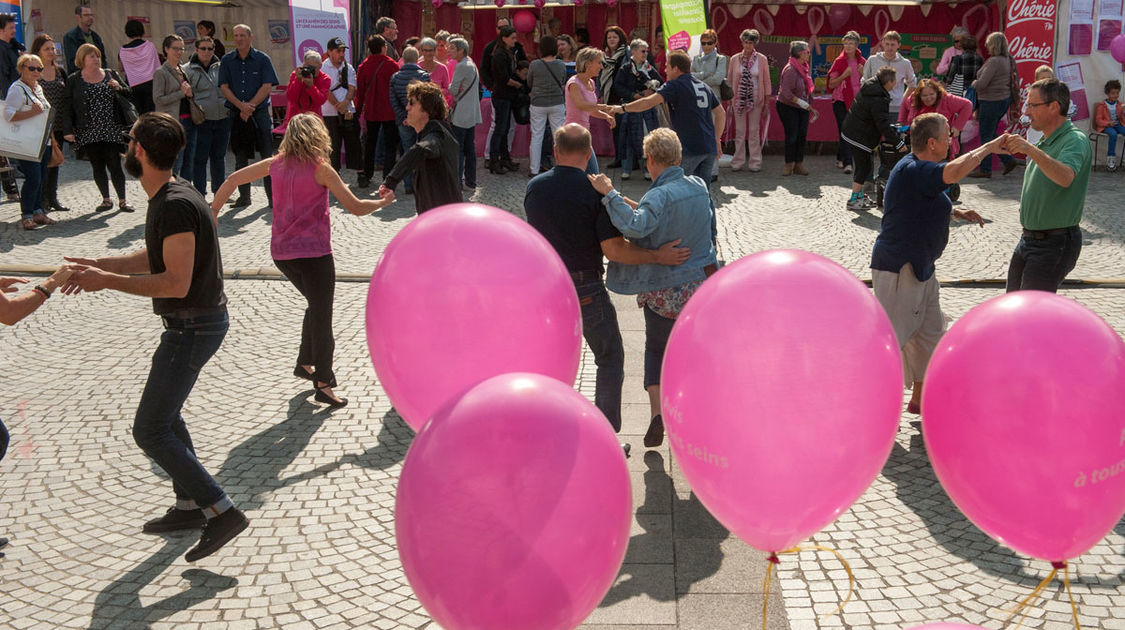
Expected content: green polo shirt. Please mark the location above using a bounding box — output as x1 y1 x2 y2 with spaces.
1019 120 1091 230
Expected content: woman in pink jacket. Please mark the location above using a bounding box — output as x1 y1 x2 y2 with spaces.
827 31 865 173
899 79 973 155
726 29 771 172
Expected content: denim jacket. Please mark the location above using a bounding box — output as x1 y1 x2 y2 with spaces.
603 166 717 294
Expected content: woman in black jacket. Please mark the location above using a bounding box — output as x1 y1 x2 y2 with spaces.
380 82 462 214
488 26 521 175
841 67 905 211
613 39 662 180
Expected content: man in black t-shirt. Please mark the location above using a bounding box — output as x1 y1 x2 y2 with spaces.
525 124 689 454
62 113 248 564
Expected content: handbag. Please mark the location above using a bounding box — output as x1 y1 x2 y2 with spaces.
0 84 55 162
49 139 64 167
110 71 139 128
177 66 206 124
719 79 734 101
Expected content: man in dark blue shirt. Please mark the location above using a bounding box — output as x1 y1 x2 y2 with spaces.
218 24 279 208
525 123 688 454
871 112 1001 414
610 50 725 183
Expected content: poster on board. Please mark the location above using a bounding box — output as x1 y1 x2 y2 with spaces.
659 0 707 57
289 0 350 67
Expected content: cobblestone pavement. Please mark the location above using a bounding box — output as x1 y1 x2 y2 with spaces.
0 155 1123 629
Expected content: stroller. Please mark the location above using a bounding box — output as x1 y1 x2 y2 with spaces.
873 125 961 208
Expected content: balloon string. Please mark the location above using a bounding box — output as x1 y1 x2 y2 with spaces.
1062 563 1081 630
1004 566 1059 628
760 545 855 630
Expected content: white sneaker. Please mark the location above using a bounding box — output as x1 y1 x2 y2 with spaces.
621 172 631 180
1109 156 1117 171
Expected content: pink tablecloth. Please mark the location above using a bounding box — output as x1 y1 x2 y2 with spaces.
478 98 616 158
764 96 839 143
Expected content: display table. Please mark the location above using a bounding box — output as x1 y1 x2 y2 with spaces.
764 96 839 143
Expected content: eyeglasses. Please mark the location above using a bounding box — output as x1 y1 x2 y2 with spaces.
701 40 716 46
1026 101 1052 108
170 46 185 52
27 66 44 72
197 46 214 51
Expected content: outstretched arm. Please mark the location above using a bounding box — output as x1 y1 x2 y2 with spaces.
211 158 275 218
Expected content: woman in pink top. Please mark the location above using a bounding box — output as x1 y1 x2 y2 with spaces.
211 114 395 407
566 47 616 174
726 29 772 172
435 31 458 82
899 79 973 155
827 31 866 172
418 38 452 107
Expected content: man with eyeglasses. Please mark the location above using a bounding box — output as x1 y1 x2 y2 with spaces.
871 112 1004 414
996 78 1092 293
61 112 249 563
63 5 105 75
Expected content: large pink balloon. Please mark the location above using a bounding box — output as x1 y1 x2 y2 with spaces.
662 250 902 552
512 9 537 34
366 203 581 430
396 373 632 630
924 292 1125 562
1111 34 1125 64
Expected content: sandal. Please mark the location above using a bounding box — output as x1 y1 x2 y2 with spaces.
21 217 37 230
118 202 136 213
94 200 113 212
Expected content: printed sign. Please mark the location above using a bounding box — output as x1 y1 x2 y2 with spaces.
174 20 197 45
1007 0 1058 88
269 19 291 45
659 0 707 57
288 0 350 66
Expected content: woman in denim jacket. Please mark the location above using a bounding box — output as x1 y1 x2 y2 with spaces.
589 128 717 449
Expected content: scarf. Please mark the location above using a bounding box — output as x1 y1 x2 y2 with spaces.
736 53 756 113
793 59 814 97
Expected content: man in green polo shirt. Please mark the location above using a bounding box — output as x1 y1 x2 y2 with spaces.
998 78 1091 292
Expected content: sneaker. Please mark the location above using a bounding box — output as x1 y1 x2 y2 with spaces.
836 160 845 169
1109 156 1118 171
843 165 853 174
621 172 631 180
847 194 875 211
643 415 664 448
185 507 249 563
143 507 206 533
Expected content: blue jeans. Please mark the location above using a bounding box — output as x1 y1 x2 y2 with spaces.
1006 226 1082 293
16 148 51 219
586 152 600 175
192 117 232 195
490 98 513 161
577 280 625 433
172 117 197 183
133 311 231 508
977 98 1014 173
642 305 676 389
397 123 418 193
234 108 275 203
453 124 477 188
1104 124 1125 156
680 153 716 183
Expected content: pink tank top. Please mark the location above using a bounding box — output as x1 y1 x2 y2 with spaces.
268 158 332 261
565 75 597 126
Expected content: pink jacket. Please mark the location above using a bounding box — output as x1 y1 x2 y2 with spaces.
899 93 973 153
827 52 865 107
275 70 331 134
1095 100 1125 132
725 50 771 141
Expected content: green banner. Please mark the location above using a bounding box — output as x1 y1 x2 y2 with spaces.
660 0 708 56
900 34 953 79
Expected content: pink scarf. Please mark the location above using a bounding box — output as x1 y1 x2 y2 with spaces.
793 59 814 97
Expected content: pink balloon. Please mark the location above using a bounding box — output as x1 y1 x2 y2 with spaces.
366 203 581 430
662 250 902 552
924 292 1125 562
396 373 632 630
513 9 536 34
1112 34 1125 64
828 4 852 32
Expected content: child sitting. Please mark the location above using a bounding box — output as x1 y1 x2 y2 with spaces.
1095 79 1125 170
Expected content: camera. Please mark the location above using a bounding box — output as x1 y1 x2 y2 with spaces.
299 65 316 78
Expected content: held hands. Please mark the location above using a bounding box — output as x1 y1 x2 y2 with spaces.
586 173 615 196
655 239 691 266
378 185 396 204
59 264 111 295
992 133 1032 156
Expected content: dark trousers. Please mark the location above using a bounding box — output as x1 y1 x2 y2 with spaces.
274 255 337 387
324 115 362 171
490 97 513 162
397 123 418 193
1006 227 1082 293
85 141 127 200
833 100 852 166
134 311 229 507
852 145 875 185
642 305 676 389
15 149 51 219
978 98 1014 174
453 124 477 188
362 119 398 181
192 117 231 195
612 113 625 162
577 280 625 433
132 80 155 114
776 102 809 164
232 108 275 203
42 133 62 206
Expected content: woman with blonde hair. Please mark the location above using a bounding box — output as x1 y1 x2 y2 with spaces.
4 54 57 229
212 113 395 407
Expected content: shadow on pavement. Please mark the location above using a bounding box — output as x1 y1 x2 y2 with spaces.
0 208 120 254
218 204 273 237
88 539 237 629
598 451 726 607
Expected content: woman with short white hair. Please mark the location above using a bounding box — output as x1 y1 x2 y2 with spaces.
4 53 57 229
726 29 770 172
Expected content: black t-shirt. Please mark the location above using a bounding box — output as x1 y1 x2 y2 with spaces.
525 166 622 274
145 177 227 315
871 153 951 282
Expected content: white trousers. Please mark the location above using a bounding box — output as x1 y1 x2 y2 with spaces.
528 103 566 173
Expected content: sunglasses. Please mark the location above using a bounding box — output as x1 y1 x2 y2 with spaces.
27 66 44 72
701 40 716 46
